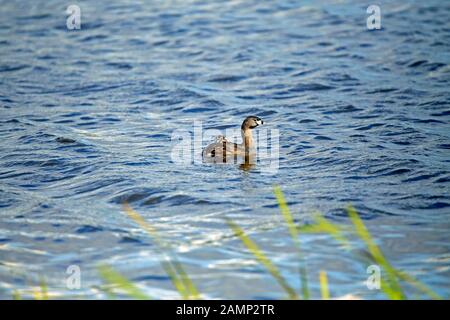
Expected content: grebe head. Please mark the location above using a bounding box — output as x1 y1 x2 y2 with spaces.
241 116 264 130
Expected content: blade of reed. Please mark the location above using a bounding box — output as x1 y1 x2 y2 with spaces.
12 290 21 300
32 289 40 300
297 209 439 300
297 216 351 251
123 202 200 299
226 218 298 299
123 202 157 238
393 269 442 300
98 265 150 300
313 216 350 248
319 270 330 300
96 284 117 300
160 260 190 299
273 186 299 246
347 205 405 300
33 278 48 300
39 278 48 300
41 279 48 300
273 185 309 299
171 260 200 299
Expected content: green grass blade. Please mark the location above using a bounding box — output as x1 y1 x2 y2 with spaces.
32 278 49 300
98 265 150 300
39 278 48 300
273 186 299 245
319 270 330 300
273 186 309 299
297 216 351 249
160 260 191 299
226 218 298 299
96 285 117 300
123 202 158 238
12 290 22 300
313 216 351 248
123 202 200 299
347 205 405 300
393 269 443 300
171 260 201 299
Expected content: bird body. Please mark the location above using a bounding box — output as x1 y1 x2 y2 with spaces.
202 116 264 161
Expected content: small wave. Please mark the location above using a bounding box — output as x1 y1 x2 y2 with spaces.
0 65 28 72
110 188 157 204
76 225 104 233
408 60 428 68
402 173 441 183
355 123 385 131
380 168 412 176
208 75 247 83
418 202 450 210
119 236 144 244
105 62 133 70
56 137 77 144
289 83 334 92
313 135 333 141
366 88 398 94
430 110 450 117
81 34 109 42
434 175 450 183
182 106 217 113
322 105 362 114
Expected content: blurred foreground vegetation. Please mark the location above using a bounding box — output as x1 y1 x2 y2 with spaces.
11 187 443 300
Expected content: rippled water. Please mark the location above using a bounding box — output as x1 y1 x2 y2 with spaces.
1 0 449 299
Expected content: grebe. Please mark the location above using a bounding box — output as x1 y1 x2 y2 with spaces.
202 116 264 160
